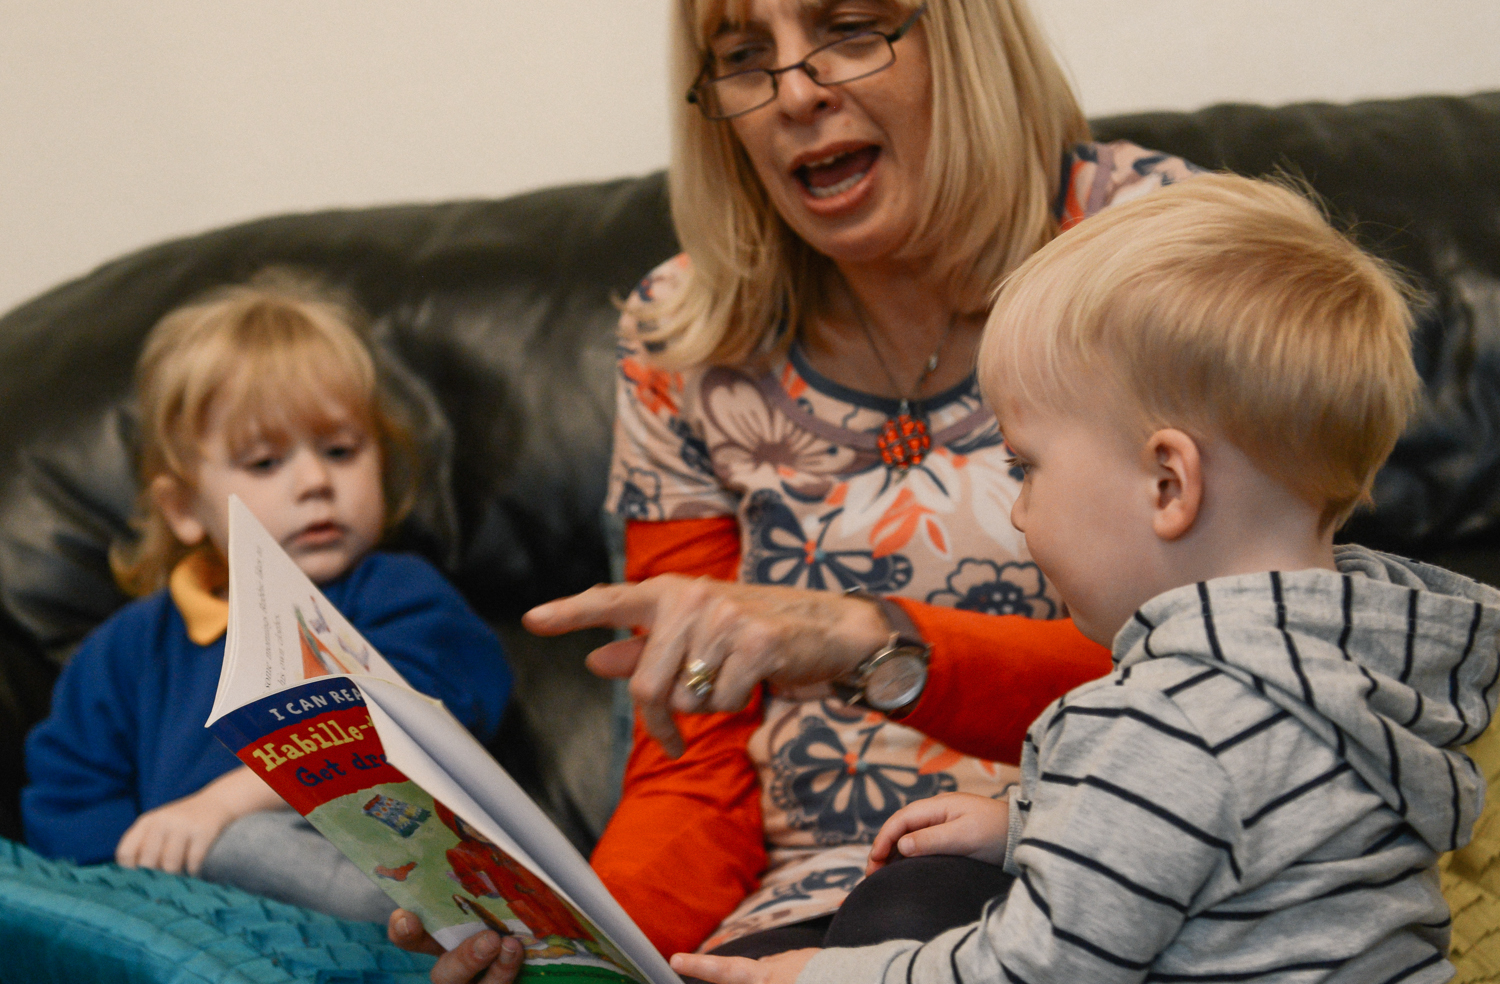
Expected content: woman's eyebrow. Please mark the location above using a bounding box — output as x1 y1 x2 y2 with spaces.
712 0 860 36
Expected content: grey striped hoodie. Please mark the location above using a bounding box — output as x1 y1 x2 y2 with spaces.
800 545 1500 984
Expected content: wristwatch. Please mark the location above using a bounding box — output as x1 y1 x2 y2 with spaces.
833 593 931 717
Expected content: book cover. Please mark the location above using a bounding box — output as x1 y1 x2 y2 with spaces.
206 497 678 984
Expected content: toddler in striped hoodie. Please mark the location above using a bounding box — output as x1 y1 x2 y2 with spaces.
682 174 1500 984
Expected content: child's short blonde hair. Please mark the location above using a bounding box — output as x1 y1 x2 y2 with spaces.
979 173 1421 530
110 270 417 596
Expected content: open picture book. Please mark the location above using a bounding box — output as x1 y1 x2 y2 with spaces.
206 497 680 984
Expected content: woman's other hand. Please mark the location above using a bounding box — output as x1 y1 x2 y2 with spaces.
671 947 819 984
387 911 524 984
523 576 890 757
866 792 1010 873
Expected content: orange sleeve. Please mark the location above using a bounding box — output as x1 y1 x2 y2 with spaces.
590 516 767 957
621 516 741 585
893 598 1113 764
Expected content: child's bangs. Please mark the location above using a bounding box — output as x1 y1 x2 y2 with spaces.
208 330 377 457
982 260 1090 419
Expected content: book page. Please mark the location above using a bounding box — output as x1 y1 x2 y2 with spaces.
209 496 406 725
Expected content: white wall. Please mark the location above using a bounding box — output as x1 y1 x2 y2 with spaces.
1033 0 1500 116
2 0 1498 315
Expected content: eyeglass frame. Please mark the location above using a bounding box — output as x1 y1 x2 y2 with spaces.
686 2 929 121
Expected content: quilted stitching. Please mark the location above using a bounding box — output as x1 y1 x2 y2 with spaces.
1443 719 1500 984
0 839 434 984
0 840 624 983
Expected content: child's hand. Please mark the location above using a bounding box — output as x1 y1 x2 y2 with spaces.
116 766 284 876
671 948 819 984
116 789 242 875
867 792 1010 873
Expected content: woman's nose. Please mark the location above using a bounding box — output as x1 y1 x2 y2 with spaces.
774 59 838 121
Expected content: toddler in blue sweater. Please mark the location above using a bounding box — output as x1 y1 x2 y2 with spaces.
23 270 512 921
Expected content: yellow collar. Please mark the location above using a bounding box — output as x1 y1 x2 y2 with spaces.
168 548 229 646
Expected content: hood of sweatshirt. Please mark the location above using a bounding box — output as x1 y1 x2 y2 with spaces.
1114 544 1500 855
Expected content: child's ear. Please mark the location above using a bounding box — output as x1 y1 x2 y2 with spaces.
150 474 207 547
1146 429 1202 541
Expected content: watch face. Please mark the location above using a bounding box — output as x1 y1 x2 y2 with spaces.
865 650 928 711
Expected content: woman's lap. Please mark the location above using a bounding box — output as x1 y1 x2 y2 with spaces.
693 855 1012 977
824 854 1013 948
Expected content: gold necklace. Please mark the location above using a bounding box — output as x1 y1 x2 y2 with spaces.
849 299 958 474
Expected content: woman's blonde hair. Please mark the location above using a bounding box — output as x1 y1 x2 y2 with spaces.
641 0 1089 369
110 270 418 596
979 174 1421 530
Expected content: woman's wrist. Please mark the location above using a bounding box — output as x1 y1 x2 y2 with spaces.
836 592 901 672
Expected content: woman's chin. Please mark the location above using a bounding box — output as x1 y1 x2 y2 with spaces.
801 219 919 269
783 176 922 267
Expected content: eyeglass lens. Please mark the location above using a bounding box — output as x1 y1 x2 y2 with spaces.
705 33 895 119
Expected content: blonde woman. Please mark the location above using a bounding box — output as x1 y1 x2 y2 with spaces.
395 0 1195 979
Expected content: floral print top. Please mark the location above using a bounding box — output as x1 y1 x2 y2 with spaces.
604 141 1199 946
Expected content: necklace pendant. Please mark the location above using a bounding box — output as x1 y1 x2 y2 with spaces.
877 408 932 472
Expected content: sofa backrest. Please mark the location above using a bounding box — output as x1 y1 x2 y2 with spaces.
0 92 1496 845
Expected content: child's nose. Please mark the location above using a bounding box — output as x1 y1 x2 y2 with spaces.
1010 493 1027 533
293 449 334 496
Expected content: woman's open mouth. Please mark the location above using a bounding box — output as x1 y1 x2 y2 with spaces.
795 146 880 199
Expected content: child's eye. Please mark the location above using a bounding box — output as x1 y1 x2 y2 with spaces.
1004 454 1031 476
321 435 366 462
243 454 282 474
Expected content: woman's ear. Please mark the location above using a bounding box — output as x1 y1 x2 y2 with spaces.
150 474 206 547
1146 429 1202 541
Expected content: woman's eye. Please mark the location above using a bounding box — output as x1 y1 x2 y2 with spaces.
714 40 773 73
826 17 880 36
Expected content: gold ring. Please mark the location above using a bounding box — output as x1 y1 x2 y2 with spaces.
682 659 718 699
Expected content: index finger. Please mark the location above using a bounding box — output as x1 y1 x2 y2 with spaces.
522 582 658 636
870 798 949 856
670 953 762 984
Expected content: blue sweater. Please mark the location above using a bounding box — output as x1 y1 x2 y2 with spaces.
22 551 512 865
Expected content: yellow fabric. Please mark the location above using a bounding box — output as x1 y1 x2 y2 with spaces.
167 548 229 646
1443 718 1500 983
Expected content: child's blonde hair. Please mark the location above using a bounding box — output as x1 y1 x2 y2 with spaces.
979 173 1421 530
110 270 418 596
645 0 1089 369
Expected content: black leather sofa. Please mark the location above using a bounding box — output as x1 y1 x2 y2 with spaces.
0 90 1496 857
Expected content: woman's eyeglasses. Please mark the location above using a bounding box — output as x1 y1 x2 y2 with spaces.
687 2 928 121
